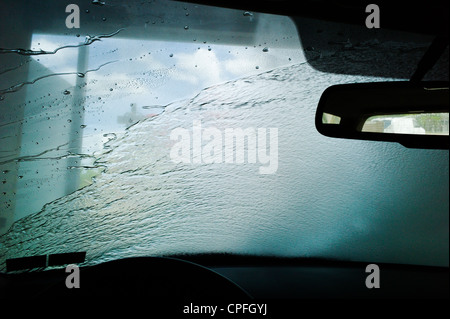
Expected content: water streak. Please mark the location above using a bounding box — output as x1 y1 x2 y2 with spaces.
0 141 99 166
0 28 125 56
0 61 29 76
0 60 117 98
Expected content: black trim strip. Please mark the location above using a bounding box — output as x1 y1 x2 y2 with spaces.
6 255 46 272
47 252 86 267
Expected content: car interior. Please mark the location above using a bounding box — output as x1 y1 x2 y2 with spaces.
0 0 448 307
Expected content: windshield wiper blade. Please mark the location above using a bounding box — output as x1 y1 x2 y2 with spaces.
5 252 86 272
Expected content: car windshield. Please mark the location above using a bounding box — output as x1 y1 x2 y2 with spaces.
0 0 448 272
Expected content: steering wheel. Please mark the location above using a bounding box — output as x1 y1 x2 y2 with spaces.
37 256 251 299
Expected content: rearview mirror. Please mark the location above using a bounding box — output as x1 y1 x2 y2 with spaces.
316 81 449 149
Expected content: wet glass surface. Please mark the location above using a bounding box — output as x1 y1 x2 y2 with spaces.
0 0 448 271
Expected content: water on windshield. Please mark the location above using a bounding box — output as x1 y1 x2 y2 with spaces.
0 0 448 271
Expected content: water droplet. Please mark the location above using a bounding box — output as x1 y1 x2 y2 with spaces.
80 125 87 129
184 25 189 30
185 12 189 16
67 119 72 123
85 9 90 13
110 88 113 91
76 34 80 37
92 0 105 6
262 47 269 52
18 176 23 179
169 53 173 57
2 170 9 174
77 72 85 78
63 90 71 95
102 17 107 21
255 66 259 69
243 11 253 17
